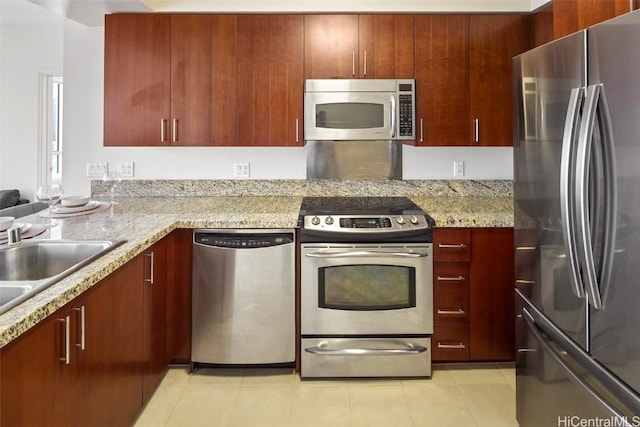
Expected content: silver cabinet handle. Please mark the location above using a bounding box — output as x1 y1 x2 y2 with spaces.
363 51 367 77
172 118 178 143
73 305 86 351
305 344 427 356
160 118 167 142
473 118 479 143
437 275 465 282
437 308 466 315
438 243 467 249
437 342 466 349
516 279 535 285
295 118 299 143
420 118 424 143
305 250 429 258
145 251 154 284
59 315 70 364
352 51 356 77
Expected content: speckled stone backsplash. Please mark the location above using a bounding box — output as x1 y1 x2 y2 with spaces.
92 179 513 198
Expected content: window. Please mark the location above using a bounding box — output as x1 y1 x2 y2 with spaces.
50 76 63 184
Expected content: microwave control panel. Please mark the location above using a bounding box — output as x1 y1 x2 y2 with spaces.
397 82 415 138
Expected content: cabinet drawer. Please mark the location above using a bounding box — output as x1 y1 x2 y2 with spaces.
433 228 471 262
432 326 469 361
434 263 469 287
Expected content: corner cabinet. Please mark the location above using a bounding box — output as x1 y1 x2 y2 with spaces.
104 14 238 146
0 234 173 426
432 227 515 362
415 14 533 146
304 14 414 79
236 15 304 146
0 254 145 426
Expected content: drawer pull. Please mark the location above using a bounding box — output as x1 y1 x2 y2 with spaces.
438 243 467 249
438 342 466 349
437 275 465 282
437 309 466 315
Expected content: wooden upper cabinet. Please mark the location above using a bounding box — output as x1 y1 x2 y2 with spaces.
237 15 304 146
304 14 414 79
415 15 469 146
104 14 171 146
170 15 237 146
304 15 358 79
534 3 554 47
104 14 238 146
357 15 415 79
469 14 533 146
553 0 633 39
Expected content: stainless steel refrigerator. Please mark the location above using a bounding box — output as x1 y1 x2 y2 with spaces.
514 10 640 425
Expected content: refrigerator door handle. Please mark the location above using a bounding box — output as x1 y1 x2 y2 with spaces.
521 306 628 420
560 87 586 299
575 84 617 310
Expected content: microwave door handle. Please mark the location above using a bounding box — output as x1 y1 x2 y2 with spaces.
390 96 396 138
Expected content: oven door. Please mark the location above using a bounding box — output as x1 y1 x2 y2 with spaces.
301 243 433 335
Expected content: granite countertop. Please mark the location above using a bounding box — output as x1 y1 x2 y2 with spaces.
0 188 513 348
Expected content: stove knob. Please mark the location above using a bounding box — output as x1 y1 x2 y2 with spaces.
325 216 334 225
410 215 419 225
311 216 321 225
396 216 406 225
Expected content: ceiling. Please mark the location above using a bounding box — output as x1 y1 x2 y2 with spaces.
1 0 551 27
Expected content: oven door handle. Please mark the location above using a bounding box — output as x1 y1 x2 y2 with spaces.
304 250 429 259
305 343 428 356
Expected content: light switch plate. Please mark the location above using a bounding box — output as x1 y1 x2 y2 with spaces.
453 161 465 177
86 162 108 177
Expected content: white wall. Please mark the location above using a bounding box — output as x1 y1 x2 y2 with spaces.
1 16 513 200
0 20 63 201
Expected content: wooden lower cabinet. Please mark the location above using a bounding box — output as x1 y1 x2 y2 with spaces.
432 227 514 362
0 232 179 426
469 228 515 361
0 254 145 426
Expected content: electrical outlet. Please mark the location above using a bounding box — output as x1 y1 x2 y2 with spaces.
453 160 465 177
86 162 108 177
118 162 135 177
233 163 250 178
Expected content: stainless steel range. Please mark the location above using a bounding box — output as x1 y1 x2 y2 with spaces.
298 197 435 378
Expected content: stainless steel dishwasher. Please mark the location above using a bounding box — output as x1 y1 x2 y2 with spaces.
191 229 295 365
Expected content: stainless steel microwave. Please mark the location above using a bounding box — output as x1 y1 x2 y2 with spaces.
304 79 416 141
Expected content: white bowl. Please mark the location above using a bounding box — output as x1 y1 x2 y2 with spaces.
61 195 90 207
0 216 15 232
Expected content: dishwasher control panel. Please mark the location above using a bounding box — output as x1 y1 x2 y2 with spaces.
194 232 294 248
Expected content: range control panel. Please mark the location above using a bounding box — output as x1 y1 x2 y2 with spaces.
304 215 431 233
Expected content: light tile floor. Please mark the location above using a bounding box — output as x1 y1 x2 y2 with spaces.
134 365 517 427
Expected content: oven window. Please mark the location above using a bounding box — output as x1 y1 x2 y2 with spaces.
318 265 416 310
316 103 384 129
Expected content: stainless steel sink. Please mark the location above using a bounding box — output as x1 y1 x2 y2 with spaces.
0 239 126 315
